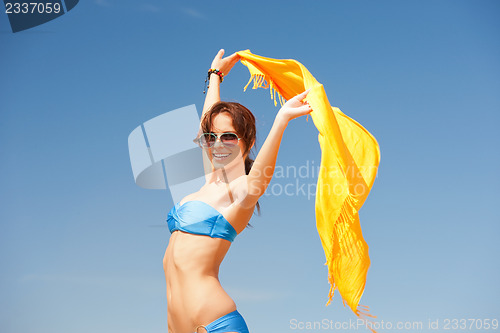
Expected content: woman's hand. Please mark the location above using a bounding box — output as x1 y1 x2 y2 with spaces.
210 49 240 77
202 49 240 116
277 89 313 123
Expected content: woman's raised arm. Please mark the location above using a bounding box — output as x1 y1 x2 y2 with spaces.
241 89 312 207
202 49 240 118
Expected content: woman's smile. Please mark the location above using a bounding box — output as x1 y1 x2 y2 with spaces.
212 152 231 161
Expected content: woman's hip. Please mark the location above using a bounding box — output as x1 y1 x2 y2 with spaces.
195 310 249 333
168 279 237 331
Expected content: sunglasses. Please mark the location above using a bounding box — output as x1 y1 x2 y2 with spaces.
196 132 241 148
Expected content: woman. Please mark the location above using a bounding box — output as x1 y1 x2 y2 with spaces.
163 49 312 333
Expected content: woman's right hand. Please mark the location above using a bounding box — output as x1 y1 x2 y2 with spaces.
210 49 240 77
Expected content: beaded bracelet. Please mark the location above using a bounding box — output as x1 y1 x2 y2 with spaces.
209 68 224 82
203 68 225 94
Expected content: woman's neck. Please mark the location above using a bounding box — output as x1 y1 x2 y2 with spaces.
208 157 246 185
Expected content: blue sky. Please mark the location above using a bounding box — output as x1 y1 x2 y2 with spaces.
1 0 499 332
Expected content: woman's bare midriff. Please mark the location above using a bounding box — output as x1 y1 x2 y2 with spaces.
163 230 236 333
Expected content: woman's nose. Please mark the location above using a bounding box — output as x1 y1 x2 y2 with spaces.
213 138 224 148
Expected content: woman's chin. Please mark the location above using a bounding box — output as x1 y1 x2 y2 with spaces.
212 160 227 169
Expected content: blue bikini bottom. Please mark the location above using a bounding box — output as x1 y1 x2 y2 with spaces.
195 310 249 333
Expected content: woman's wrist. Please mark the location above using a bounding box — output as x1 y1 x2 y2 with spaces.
209 72 222 83
203 69 222 94
274 113 289 129
208 68 224 82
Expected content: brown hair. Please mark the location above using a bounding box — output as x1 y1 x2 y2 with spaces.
201 101 261 216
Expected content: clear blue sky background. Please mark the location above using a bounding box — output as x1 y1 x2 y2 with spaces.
1 1 499 332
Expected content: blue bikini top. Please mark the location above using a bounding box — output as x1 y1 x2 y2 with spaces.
166 200 237 242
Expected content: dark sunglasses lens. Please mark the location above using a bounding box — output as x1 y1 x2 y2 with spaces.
221 133 238 147
199 133 216 147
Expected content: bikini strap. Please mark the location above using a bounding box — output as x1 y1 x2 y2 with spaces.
195 325 208 333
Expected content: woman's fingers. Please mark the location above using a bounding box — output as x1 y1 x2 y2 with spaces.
211 49 224 67
211 49 240 75
299 103 313 113
227 52 241 64
294 88 312 101
290 101 312 114
277 90 313 122
226 51 239 60
222 51 240 67
289 105 312 120
294 106 312 114
217 49 224 59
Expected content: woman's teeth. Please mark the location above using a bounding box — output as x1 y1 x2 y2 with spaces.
213 153 230 160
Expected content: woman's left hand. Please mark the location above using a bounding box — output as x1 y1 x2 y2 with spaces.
277 89 313 123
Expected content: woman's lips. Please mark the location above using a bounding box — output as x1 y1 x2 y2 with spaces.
212 153 231 161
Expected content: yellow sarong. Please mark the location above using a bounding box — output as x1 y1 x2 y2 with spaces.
237 50 380 323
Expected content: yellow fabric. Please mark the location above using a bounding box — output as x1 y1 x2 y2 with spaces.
237 50 380 322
